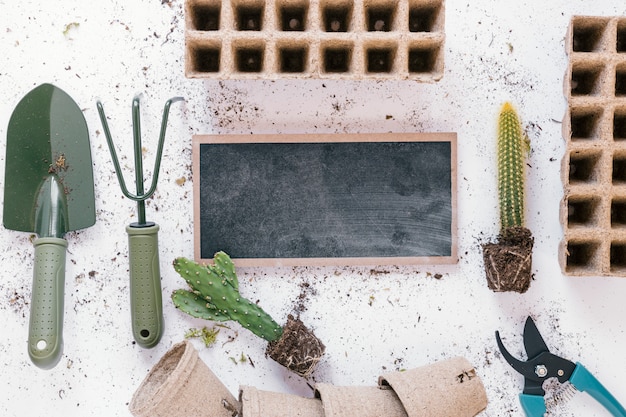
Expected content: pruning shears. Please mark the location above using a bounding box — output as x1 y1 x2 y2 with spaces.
495 316 626 416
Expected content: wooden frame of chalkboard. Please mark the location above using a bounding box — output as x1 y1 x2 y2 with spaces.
193 133 457 267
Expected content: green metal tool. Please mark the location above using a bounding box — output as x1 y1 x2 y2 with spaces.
3 84 96 369
96 95 183 348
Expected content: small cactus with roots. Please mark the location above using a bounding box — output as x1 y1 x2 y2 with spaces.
172 252 283 342
482 102 534 293
172 251 325 377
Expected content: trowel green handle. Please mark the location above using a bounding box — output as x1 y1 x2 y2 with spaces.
29 237 67 369
127 224 163 348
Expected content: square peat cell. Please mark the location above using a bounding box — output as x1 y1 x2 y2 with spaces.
323 7 351 32
191 5 221 30
408 47 437 73
618 22 626 52
281 7 307 31
614 112 626 140
616 68 626 96
610 243 626 270
613 156 626 183
367 7 394 32
611 200 626 226
570 109 601 140
571 67 603 96
566 241 598 270
409 5 439 32
572 22 605 52
280 48 307 72
237 7 263 31
236 48 264 72
367 49 393 73
193 47 221 72
569 152 599 183
567 198 598 226
323 48 351 72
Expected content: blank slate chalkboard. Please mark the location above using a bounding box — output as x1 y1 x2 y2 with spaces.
193 133 457 266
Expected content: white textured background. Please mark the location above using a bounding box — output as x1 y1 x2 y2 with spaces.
1 1 626 416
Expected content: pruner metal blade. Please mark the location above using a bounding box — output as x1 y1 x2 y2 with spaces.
496 316 576 396
495 327 546 396
523 316 550 360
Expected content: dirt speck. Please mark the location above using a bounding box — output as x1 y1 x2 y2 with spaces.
456 368 477 383
294 280 317 313
369 269 391 275
6 287 29 317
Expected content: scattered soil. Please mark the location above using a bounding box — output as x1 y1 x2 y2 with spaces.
266 314 325 378
481 226 534 293
294 280 317 313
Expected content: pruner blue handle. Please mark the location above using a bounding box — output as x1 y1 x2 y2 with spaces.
520 363 626 417
570 363 626 417
519 393 546 417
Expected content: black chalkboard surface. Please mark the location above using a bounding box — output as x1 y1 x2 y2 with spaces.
193 133 457 266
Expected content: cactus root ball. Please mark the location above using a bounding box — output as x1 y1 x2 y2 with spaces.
482 226 534 294
266 315 325 378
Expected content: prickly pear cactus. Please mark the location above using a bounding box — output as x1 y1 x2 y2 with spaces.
172 252 283 342
497 102 526 231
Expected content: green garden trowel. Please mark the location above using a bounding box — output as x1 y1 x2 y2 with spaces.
3 84 96 369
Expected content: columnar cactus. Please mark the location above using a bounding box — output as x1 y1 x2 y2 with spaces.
172 252 283 342
497 102 526 231
482 102 534 294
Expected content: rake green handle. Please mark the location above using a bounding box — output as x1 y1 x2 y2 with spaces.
127 224 163 348
29 237 67 369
